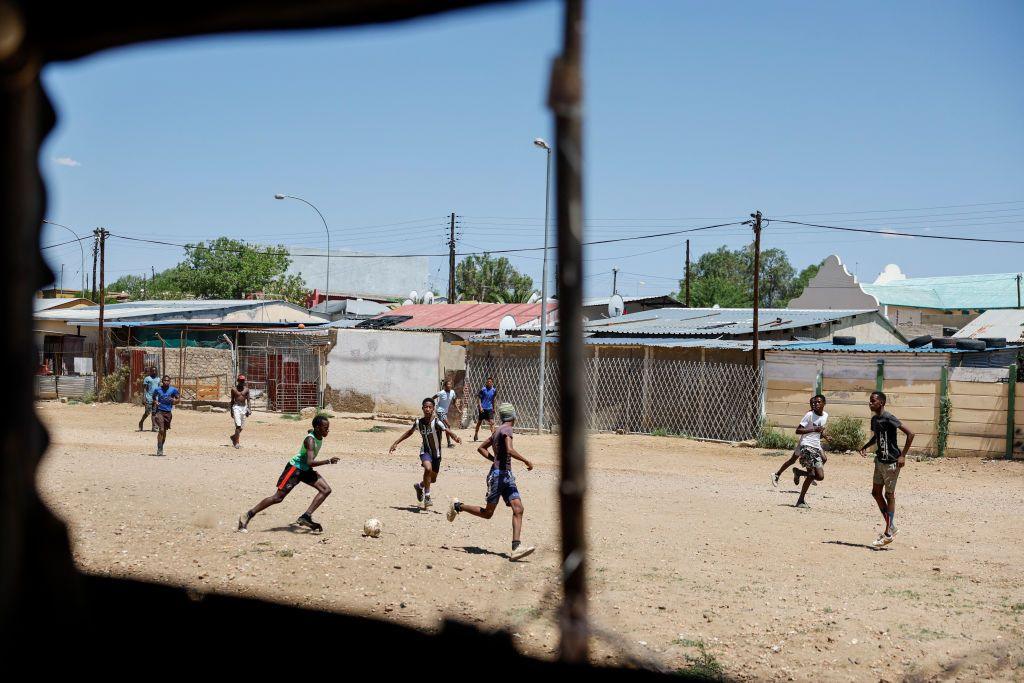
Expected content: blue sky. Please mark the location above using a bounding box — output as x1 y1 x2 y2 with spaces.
40 0 1024 299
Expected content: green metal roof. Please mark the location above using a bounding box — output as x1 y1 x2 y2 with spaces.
862 273 1022 310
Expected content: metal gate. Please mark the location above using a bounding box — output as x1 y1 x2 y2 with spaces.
237 345 323 412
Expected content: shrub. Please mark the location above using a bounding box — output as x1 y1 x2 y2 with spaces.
97 365 131 402
79 392 95 405
823 414 865 452
756 420 797 450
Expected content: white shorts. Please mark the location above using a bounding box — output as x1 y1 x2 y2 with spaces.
232 404 247 428
436 408 448 422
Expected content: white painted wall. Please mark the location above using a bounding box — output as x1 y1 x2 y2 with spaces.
326 329 441 415
788 255 881 310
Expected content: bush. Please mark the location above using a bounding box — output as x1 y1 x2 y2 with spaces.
824 415 864 452
97 365 131 402
80 392 95 405
756 420 797 450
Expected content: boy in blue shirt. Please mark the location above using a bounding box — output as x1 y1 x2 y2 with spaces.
473 377 497 442
151 375 180 456
138 366 161 432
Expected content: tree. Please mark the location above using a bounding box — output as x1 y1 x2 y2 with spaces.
455 254 534 303
108 237 308 304
676 245 813 308
788 261 823 302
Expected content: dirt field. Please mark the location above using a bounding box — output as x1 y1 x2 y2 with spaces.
35 401 1024 681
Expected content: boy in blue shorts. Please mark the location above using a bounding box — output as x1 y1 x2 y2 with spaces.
473 377 497 442
237 415 338 533
390 397 462 509
151 375 179 456
448 402 535 561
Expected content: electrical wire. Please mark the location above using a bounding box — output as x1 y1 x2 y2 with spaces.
771 219 1024 244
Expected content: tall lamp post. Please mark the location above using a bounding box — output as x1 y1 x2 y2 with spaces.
274 194 330 307
42 219 85 296
533 138 552 433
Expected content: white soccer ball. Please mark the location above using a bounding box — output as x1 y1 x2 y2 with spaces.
363 518 382 538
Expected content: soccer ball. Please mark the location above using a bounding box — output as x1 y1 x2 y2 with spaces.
363 518 382 538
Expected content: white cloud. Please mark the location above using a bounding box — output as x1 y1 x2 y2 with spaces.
54 157 81 167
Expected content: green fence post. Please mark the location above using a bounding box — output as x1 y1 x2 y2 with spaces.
875 359 885 393
1007 364 1017 461
815 370 823 396
938 366 949 458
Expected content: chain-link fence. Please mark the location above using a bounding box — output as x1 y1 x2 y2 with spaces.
238 345 323 412
466 353 764 441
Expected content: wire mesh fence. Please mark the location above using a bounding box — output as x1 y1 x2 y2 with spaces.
466 353 764 441
238 345 323 412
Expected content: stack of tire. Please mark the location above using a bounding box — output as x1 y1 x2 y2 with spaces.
906 335 1007 351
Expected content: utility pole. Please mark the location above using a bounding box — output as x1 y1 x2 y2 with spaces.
447 212 457 302
685 239 691 307
91 233 99 302
750 212 763 370
59 264 64 294
96 228 109 383
612 267 618 295
1017 273 1021 309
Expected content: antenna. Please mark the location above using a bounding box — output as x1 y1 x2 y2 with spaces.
498 315 517 337
607 293 625 318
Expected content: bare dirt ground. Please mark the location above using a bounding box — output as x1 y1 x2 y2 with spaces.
35 401 1024 681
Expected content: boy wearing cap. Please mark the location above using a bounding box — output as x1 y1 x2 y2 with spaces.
229 374 251 449
448 402 535 561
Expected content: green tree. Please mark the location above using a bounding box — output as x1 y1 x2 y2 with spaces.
108 237 308 304
455 253 534 303
676 245 809 308
787 260 824 302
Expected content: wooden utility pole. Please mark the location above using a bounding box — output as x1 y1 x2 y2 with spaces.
751 212 762 369
550 0 588 664
447 212 456 302
96 228 109 382
91 232 98 302
685 239 691 307
612 267 618 295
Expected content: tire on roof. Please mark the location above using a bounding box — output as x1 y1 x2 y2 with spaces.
908 335 933 349
980 337 1007 348
930 337 957 349
832 336 856 346
955 339 987 351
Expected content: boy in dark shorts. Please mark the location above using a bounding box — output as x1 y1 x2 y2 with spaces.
790 394 829 508
151 375 179 456
390 397 462 509
237 415 338 533
859 391 914 548
447 403 535 561
473 377 497 441
138 366 160 432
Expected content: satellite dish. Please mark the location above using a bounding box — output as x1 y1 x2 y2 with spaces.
498 315 517 337
424 291 434 304
712 304 721 309
608 294 625 318
402 299 414 306
410 290 419 303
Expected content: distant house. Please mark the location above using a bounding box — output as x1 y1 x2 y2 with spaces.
283 247 430 302
789 254 1024 337
954 310 1024 345
364 302 558 341
581 294 683 321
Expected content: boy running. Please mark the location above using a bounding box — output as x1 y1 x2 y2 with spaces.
229 374 251 448
434 379 458 448
151 375 180 456
390 397 462 509
447 403 535 561
790 394 829 508
473 377 497 441
138 366 161 432
237 415 338 533
859 391 914 548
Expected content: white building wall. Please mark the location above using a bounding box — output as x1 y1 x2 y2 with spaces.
325 329 441 415
789 255 881 310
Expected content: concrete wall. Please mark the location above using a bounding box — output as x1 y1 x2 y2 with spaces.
325 329 442 415
286 249 430 300
788 255 881 310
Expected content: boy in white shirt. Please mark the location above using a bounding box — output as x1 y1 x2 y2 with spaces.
433 379 458 447
791 394 828 508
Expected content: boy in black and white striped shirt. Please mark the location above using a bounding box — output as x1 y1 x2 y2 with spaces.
390 397 461 509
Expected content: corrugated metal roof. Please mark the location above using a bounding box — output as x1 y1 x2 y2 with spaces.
34 297 93 312
373 302 557 331
582 294 678 307
35 299 322 325
572 307 876 337
776 342 1021 354
862 272 1023 310
469 334 794 350
953 310 1024 343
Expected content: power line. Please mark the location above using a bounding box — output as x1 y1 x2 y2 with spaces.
41 235 92 250
771 219 1024 244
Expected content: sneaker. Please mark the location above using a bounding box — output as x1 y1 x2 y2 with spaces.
795 501 810 509
156 445 164 456
510 545 536 562
871 534 887 548
772 473 779 488
447 499 460 522
237 512 251 532
792 467 801 485
811 480 818 486
880 533 894 546
233 443 241 450
295 514 323 533
414 483 423 503
423 493 433 508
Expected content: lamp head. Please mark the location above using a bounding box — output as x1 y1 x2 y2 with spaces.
274 194 286 200
533 138 550 150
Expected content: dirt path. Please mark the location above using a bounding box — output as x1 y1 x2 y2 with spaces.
35 402 1024 681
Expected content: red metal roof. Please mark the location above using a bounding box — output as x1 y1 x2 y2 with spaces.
377 303 557 331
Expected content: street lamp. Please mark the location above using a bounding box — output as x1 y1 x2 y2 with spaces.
533 137 552 433
275 193 330 307
42 219 85 297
